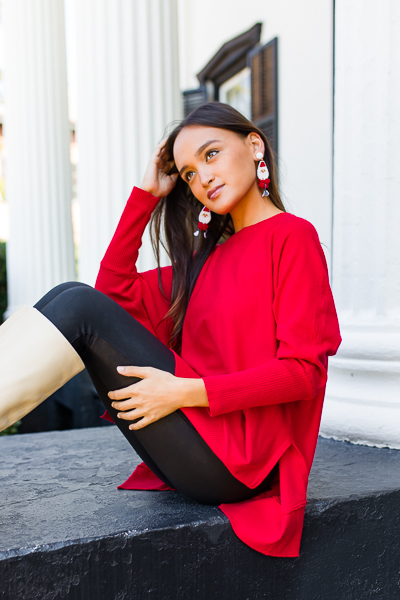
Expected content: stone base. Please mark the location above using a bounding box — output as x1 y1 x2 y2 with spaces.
1 427 399 600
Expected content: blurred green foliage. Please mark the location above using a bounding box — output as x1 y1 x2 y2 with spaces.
0 420 21 436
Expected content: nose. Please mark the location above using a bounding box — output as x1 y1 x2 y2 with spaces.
199 168 214 188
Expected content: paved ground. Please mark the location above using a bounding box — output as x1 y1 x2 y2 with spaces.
1 427 399 599
0 426 224 553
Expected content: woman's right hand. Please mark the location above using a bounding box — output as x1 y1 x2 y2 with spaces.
140 137 179 198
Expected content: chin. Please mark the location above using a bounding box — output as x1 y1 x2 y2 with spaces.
207 201 233 216
203 190 233 214
214 195 243 215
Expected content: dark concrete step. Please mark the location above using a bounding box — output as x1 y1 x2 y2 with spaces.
0 427 399 600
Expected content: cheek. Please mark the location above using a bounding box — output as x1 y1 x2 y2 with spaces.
189 182 204 203
228 158 257 193
224 153 255 182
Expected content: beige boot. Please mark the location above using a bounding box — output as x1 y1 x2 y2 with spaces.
0 304 85 432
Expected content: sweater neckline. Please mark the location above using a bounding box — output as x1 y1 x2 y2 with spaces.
224 211 287 243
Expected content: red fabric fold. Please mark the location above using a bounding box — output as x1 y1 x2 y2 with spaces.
118 461 176 491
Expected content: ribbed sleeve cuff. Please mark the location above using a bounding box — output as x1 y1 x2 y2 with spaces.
201 358 316 417
100 186 160 274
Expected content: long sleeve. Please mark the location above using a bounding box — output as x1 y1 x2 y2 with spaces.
201 218 342 417
94 186 174 346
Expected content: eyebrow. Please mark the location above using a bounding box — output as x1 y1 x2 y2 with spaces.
178 139 222 177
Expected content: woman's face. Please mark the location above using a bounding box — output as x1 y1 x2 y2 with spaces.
173 125 264 215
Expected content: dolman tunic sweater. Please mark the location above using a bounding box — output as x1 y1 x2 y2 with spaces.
95 185 342 557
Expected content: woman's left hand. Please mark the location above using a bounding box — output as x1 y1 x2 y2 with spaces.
108 365 189 430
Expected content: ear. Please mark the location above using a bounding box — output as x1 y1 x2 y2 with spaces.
248 132 265 159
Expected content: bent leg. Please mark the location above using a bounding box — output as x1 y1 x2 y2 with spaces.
34 281 91 312
36 285 277 504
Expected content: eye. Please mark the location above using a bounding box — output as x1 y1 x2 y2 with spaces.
185 149 219 183
206 149 218 161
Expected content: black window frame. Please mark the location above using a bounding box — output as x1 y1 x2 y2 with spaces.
181 24 279 157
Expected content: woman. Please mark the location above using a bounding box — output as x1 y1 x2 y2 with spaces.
0 102 341 557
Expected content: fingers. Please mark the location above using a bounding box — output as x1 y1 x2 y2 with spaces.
111 397 137 410
112 398 144 422
108 367 150 402
115 365 152 378
116 407 143 421
115 405 153 430
107 364 175 430
157 152 174 171
129 417 151 430
153 137 168 158
155 137 174 163
157 136 168 148
108 386 136 401
155 155 174 172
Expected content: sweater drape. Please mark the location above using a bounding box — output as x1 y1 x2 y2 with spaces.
95 186 341 557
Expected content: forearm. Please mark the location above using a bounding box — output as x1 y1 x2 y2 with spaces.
200 358 320 417
175 359 318 414
99 186 160 276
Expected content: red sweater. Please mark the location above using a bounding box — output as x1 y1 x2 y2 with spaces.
95 186 341 557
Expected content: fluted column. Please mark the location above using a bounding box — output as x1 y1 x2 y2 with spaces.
2 0 76 317
75 0 181 286
320 0 400 448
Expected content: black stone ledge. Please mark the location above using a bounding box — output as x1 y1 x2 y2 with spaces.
0 427 399 600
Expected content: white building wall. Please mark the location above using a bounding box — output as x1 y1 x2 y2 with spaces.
177 0 334 262
320 0 400 449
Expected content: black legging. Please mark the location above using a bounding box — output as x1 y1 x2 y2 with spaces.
34 281 278 505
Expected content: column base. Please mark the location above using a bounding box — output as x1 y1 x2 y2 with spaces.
320 323 400 449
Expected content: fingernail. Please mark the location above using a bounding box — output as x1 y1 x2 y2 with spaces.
117 366 125 372
111 402 116 408
117 413 121 418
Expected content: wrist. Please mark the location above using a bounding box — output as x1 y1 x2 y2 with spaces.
179 377 209 408
139 182 158 197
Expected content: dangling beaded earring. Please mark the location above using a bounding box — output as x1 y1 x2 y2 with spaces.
194 205 212 238
255 151 271 197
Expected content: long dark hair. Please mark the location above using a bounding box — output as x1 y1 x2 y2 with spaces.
148 101 285 355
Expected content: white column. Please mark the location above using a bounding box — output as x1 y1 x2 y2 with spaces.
75 0 181 286
320 0 400 449
2 0 76 317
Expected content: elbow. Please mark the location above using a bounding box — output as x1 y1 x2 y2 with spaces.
302 361 328 400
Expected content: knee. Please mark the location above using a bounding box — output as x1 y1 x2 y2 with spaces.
63 281 92 290
58 283 96 307
56 285 111 321
52 281 91 295
65 281 91 288
34 281 93 311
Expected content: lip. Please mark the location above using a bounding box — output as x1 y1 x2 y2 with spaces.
207 184 224 199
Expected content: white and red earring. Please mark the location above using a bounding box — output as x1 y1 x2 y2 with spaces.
256 151 270 197
193 205 212 238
